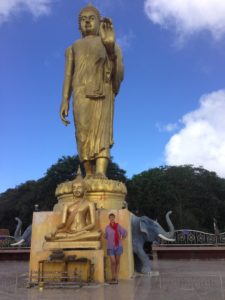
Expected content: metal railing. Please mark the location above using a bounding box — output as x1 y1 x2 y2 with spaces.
0 235 16 248
28 270 83 288
158 230 225 246
0 235 30 248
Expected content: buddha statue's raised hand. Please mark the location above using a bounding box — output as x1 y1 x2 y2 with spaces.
100 18 115 59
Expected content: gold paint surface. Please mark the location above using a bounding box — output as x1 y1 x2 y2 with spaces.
46 175 101 243
30 4 132 285
30 209 133 282
44 240 101 250
59 4 124 178
55 177 127 210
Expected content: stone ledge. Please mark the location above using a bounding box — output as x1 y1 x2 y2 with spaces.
43 241 101 250
152 245 225 260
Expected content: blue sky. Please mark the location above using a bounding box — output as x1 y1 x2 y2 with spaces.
1 0 225 193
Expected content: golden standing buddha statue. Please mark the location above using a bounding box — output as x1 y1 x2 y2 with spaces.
59 4 124 179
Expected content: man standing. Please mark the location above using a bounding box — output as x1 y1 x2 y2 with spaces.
104 212 127 283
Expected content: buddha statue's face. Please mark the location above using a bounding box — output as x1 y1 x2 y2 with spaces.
80 10 100 36
72 182 84 198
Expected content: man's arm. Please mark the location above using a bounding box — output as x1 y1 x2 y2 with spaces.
119 224 127 239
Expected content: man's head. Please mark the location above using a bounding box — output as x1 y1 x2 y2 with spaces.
109 213 116 224
79 4 101 37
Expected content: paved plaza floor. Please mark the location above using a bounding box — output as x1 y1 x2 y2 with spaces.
1 259 225 300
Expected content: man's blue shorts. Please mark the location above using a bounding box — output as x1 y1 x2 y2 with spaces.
107 246 123 256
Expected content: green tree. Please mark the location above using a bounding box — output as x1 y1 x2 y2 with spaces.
0 155 127 234
127 165 225 232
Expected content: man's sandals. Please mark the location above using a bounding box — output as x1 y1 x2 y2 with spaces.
109 279 118 284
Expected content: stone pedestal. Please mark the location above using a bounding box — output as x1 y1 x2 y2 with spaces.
44 241 101 250
29 212 104 282
29 209 134 282
35 250 104 283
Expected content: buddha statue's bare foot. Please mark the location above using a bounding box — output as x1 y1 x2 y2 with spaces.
94 173 107 179
45 231 56 241
85 174 95 179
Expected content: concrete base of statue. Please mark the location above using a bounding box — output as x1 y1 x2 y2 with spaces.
29 209 134 283
54 177 127 211
43 241 101 250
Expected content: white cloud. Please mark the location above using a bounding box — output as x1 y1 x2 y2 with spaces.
165 89 225 178
156 122 179 133
117 30 135 49
0 0 53 24
144 0 225 40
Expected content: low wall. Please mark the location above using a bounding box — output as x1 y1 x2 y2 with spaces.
2 246 225 261
0 248 30 260
152 245 225 260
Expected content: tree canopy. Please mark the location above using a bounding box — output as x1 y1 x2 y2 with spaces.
0 155 127 233
126 165 225 232
1 158 225 235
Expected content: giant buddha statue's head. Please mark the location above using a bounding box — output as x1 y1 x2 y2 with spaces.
79 3 101 37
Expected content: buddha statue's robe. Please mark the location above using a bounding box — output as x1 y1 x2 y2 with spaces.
62 35 124 161
45 199 100 242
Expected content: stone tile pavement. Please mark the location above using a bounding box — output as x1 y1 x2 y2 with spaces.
1 260 225 300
